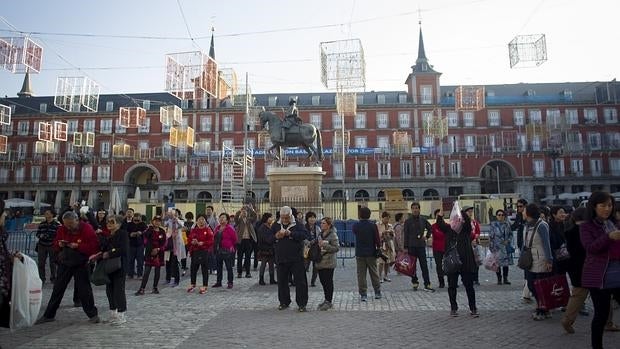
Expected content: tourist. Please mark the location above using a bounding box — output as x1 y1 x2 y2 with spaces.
403 202 434 291
256 212 276 285
431 209 447 288
393 213 405 253
489 209 514 285
164 210 186 287
316 217 339 310
136 216 166 295
304 211 320 287
213 213 237 289
36 208 60 284
523 204 553 321
234 206 257 279
127 213 147 279
353 206 382 301
463 206 481 285
376 211 395 283
187 215 214 294
512 199 533 302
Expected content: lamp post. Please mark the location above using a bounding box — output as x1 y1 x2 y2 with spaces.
74 152 91 204
548 147 562 203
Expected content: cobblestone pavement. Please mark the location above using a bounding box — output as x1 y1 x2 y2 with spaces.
1 254 617 348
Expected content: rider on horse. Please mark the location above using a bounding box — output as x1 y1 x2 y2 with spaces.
280 99 302 142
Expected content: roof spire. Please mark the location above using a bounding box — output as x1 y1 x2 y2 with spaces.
17 69 33 98
208 26 215 59
412 21 438 74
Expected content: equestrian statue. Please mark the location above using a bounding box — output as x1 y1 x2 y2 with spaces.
259 100 323 164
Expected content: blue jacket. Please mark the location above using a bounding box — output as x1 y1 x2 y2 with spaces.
353 219 380 257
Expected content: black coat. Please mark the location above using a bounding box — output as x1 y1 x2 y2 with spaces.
100 229 130 273
437 215 477 273
271 221 309 264
403 215 432 251
353 219 380 257
564 223 586 287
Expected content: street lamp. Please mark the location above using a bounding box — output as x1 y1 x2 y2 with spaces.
74 152 91 204
547 147 562 203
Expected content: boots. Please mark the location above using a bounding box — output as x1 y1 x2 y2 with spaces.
259 277 266 286
502 267 511 285
438 277 445 288
497 273 503 285
269 275 277 285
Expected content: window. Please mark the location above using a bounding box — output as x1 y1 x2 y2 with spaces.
513 110 525 126
100 119 113 134
591 159 602 176
161 121 170 134
354 136 367 148
421 85 432 104
31 166 41 183
398 94 407 104
354 113 366 129
311 95 320 106
310 113 321 129
16 143 27 160
378 162 391 179
398 112 410 128
199 164 210 181
200 115 212 132
268 96 278 107
175 164 187 182
583 108 598 124
533 159 545 178
604 108 618 124
332 163 343 179
142 100 151 110
66 142 74 155
376 112 388 128
114 119 126 133
39 103 47 113
449 160 461 177
531 135 542 151
571 159 583 176
377 94 386 104
83 120 95 132
552 158 565 177
332 113 342 129
377 136 389 150
162 140 171 157
222 115 234 131
565 109 578 125
423 135 434 147
81 165 92 183
546 109 561 125
355 162 368 179
222 139 233 149
400 160 413 179
17 121 29 135
424 160 436 177
465 135 475 152
180 100 189 109
463 112 474 127
528 110 542 124
356 94 364 105
98 165 110 182
100 141 110 158
0 169 7 184
488 110 500 127
448 135 458 153
611 159 620 176
15 167 24 183
447 111 458 127
1 124 12 136
65 165 75 183
588 132 602 150
607 132 620 149
106 101 114 112
138 118 150 133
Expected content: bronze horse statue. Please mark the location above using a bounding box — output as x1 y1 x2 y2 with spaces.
259 110 323 164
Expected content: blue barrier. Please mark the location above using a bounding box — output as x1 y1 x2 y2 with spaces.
5 230 38 257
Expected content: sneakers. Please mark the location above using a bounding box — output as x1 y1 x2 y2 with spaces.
278 304 289 310
199 286 207 294
103 310 118 324
88 315 101 324
374 292 382 300
269 279 278 285
227 282 233 289
134 288 145 296
423 284 435 293
245 273 252 278
470 309 480 318
532 312 545 321
237 273 243 278
360 294 368 302
259 279 266 285
383 277 392 282
187 285 196 293
319 302 333 311
561 318 575 334
35 316 55 325
111 312 127 326
298 306 307 313
503 280 511 285
522 297 533 304
450 310 458 317
412 282 420 291
152 288 160 294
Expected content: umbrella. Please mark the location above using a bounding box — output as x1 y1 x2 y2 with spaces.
54 191 62 212
87 190 96 208
33 190 41 212
69 190 77 207
109 187 121 215
575 191 592 199
134 186 141 202
4 198 50 208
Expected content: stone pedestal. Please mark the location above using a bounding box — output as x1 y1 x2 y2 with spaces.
267 166 325 213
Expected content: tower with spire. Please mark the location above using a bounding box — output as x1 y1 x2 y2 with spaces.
405 22 441 104
17 69 34 98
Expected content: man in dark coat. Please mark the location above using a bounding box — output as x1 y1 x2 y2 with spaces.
353 207 382 301
403 202 434 292
270 206 310 312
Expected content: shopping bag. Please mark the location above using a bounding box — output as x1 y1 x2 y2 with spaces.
450 201 463 232
533 274 570 311
10 255 43 330
483 250 499 272
393 251 416 276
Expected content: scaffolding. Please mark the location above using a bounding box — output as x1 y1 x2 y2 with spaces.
508 34 548 68
220 145 254 207
320 39 366 90
165 51 217 100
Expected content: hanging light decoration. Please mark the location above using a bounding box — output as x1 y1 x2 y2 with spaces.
53 121 68 141
0 104 11 125
0 135 7 154
160 105 182 126
119 107 146 128
38 121 53 141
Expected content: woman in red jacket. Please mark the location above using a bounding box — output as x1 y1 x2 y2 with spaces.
187 215 214 294
136 216 167 296
580 191 620 349
212 213 238 289
431 209 447 288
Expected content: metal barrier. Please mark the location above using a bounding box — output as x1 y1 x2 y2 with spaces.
5 230 38 257
336 229 356 266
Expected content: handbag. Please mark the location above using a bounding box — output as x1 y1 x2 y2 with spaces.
393 251 416 276
483 250 499 272
533 274 570 310
517 221 541 270
90 261 110 286
553 243 571 262
307 241 322 263
102 257 122 274
604 260 620 289
442 242 462 274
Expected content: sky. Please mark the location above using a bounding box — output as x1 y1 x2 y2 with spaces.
1 0 619 99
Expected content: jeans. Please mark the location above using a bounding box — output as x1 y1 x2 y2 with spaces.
43 264 98 319
409 247 431 286
105 268 127 312
37 244 56 282
216 253 235 284
237 239 253 275
140 265 161 290
318 268 335 302
277 260 308 307
356 256 381 296
127 245 144 277
447 271 476 311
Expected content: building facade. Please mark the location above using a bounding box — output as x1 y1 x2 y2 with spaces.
1 29 620 211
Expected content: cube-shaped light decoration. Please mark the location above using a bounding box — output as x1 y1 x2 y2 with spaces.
53 121 68 141
333 129 351 147
336 90 357 117
54 76 100 112
73 132 83 147
159 105 182 126
0 104 11 125
218 68 238 100
119 107 146 128
423 113 448 139
85 132 95 147
455 86 485 111
112 143 131 157
320 39 366 90
0 135 7 154
35 140 55 154
169 126 194 148
393 131 411 155
38 121 53 142
169 126 179 147
508 34 548 68
164 51 218 100
0 36 43 73
185 127 195 148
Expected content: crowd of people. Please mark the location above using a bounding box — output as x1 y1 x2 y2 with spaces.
2 192 619 348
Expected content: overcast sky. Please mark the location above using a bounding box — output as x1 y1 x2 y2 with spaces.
1 0 618 99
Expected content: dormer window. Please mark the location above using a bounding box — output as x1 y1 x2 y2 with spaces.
525 89 536 96
268 96 278 107
311 95 320 106
486 90 495 97
377 94 386 104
